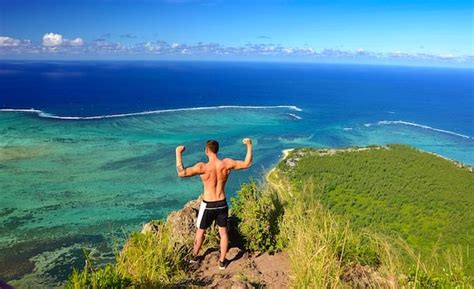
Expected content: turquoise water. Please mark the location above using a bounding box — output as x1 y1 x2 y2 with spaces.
1 62 473 287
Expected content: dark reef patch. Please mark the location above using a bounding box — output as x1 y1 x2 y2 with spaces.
129 197 182 212
0 208 16 218
99 150 168 171
0 212 34 233
0 234 105 282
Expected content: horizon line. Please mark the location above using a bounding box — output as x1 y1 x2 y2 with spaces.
1 58 473 70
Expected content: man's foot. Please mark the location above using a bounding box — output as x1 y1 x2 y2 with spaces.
218 259 226 270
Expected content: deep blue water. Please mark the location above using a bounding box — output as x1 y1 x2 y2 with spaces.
1 61 473 138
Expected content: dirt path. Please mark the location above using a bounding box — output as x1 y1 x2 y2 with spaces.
190 246 291 288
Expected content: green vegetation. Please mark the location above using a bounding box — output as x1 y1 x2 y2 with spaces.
67 264 131 289
231 180 405 288
276 144 474 273
231 182 284 253
67 223 189 288
67 144 473 288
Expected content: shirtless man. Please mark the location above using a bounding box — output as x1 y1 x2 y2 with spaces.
175 138 252 270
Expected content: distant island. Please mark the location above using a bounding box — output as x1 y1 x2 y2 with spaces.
66 144 473 288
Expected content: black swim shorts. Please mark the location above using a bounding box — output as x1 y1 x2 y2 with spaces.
196 199 228 229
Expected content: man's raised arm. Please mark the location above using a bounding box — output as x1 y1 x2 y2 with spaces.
175 145 204 177
224 138 253 170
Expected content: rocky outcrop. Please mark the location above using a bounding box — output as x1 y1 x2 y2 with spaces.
141 198 201 245
166 198 202 245
341 264 397 288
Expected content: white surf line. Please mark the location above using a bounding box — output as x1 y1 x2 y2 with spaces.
0 108 43 113
0 105 303 120
287 113 303 120
364 120 472 140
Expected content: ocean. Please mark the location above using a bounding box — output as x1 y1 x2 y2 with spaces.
0 61 473 287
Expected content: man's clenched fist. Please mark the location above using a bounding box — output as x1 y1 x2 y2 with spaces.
242 138 252 145
176 145 186 153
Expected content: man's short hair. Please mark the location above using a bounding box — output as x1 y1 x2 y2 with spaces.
206 140 219 153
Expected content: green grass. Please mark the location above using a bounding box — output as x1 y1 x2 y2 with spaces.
66 222 189 288
66 264 131 289
270 144 473 286
278 145 474 258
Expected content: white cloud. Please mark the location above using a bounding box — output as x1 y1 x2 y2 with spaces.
42 33 63 46
0 36 21 47
69 38 84 47
42 33 84 47
438 53 454 59
1 33 472 66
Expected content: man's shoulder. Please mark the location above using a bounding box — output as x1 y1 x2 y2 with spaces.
221 158 235 164
221 158 236 169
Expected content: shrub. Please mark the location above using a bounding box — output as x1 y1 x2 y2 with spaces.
231 181 284 253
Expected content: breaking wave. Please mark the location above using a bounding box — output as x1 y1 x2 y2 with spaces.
364 120 472 139
0 105 303 120
287 113 302 120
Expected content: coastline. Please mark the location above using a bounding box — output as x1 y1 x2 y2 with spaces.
269 146 473 178
265 148 294 182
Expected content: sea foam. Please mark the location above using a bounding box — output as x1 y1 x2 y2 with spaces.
287 113 302 120
364 120 472 140
0 105 303 121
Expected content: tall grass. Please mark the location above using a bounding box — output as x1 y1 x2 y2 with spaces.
115 224 188 287
66 264 131 289
66 222 189 288
265 170 473 288
268 177 400 288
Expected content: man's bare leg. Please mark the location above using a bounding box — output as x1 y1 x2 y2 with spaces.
218 226 228 262
193 228 205 257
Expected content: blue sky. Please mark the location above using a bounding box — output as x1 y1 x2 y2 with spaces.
0 0 472 66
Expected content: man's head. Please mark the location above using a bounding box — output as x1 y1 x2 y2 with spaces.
205 140 219 156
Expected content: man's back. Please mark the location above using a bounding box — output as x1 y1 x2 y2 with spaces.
200 158 231 202
175 138 253 201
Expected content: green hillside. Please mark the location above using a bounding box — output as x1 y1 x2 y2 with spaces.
276 144 474 273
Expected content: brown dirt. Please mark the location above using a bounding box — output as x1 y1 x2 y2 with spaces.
189 247 291 288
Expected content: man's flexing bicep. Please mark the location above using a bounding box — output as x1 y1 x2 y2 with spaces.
181 162 205 177
224 158 249 171
223 138 253 171
175 145 205 177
